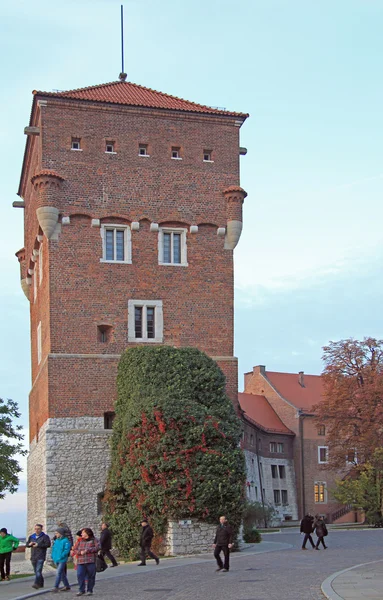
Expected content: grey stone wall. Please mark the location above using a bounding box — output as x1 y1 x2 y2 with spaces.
28 417 112 539
163 520 217 556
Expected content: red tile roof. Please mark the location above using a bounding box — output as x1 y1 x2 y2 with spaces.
238 393 294 435
265 371 323 411
32 80 249 118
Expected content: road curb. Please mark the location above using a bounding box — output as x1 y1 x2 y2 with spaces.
321 559 383 600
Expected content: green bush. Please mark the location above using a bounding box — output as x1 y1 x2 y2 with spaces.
243 526 262 543
104 346 246 557
243 501 277 529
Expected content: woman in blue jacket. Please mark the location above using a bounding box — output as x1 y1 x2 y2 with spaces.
51 528 71 592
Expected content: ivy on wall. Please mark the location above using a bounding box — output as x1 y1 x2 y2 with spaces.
104 346 246 557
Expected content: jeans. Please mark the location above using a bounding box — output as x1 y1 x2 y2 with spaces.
31 559 45 587
54 561 70 589
0 552 12 578
214 545 230 570
77 562 96 593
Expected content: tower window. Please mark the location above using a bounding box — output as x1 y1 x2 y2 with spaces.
314 481 327 503
97 324 112 343
71 138 81 150
37 322 42 364
203 149 213 162
318 446 328 464
100 224 131 264
104 412 115 429
139 144 149 156
128 300 163 343
171 147 181 160
158 228 187 266
105 141 115 153
318 425 326 436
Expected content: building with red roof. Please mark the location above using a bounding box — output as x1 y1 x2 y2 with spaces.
243 366 361 523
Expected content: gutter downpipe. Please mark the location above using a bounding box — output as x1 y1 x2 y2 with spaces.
299 411 306 518
255 433 267 528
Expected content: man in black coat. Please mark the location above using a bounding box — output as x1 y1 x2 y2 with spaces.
137 519 160 566
300 514 315 549
100 523 118 567
213 516 233 572
26 524 51 589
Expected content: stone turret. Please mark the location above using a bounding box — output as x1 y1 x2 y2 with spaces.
31 170 64 239
223 185 247 250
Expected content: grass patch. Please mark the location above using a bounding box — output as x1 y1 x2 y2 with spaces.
10 574 32 580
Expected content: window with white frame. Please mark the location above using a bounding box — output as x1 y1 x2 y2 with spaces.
37 322 42 364
277 442 284 453
171 146 181 159
100 224 131 263
318 446 328 464
139 144 149 156
203 149 213 162
71 138 81 150
128 300 163 343
39 244 43 285
105 141 115 153
314 481 327 503
158 228 187 266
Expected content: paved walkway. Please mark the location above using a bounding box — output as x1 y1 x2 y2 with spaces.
0 541 290 600
322 559 383 600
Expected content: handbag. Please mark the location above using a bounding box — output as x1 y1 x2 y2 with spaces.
95 553 108 573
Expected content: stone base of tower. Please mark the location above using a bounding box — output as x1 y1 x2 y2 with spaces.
27 418 112 537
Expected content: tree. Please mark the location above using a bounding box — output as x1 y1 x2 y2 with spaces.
313 337 383 469
0 398 27 499
333 449 383 524
104 346 246 558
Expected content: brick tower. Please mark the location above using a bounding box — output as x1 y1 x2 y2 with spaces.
15 76 248 535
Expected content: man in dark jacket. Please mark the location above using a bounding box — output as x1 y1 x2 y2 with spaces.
100 522 118 566
300 514 315 549
137 519 160 566
26 524 51 589
213 516 233 572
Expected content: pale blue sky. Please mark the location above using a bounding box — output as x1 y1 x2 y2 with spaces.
0 0 382 535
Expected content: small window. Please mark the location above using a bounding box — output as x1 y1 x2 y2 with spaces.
271 465 278 479
203 149 212 162
104 412 115 429
346 448 357 464
39 244 43 285
159 228 187 266
101 224 131 263
97 325 112 343
281 490 288 505
259 462 263 476
97 492 104 515
277 443 284 453
314 481 327 503
273 489 281 505
171 146 181 159
34 269 37 302
278 465 286 479
71 138 81 150
37 322 42 364
105 142 115 153
250 434 254 446
318 425 326 436
139 144 149 156
128 300 163 343
269 442 277 453
318 446 328 464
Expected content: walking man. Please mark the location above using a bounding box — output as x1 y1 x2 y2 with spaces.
0 528 19 581
300 514 315 549
100 522 118 567
26 524 51 589
213 516 233 572
137 519 160 566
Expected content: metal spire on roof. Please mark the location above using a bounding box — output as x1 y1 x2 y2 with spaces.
119 5 127 82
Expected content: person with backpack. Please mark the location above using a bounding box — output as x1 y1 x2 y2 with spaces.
0 528 19 581
51 527 71 592
314 515 328 549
